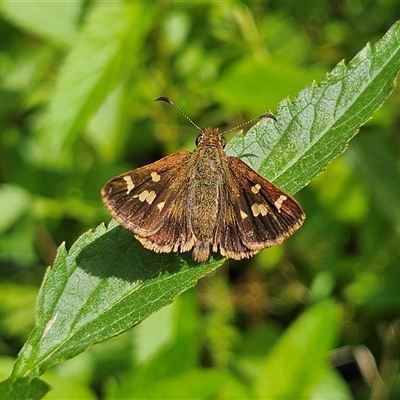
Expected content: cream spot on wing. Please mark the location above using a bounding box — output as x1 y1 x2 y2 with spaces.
251 183 261 194
157 201 165 211
151 171 161 182
274 195 287 212
251 203 260 216
240 210 248 220
136 190 156 204
137 191 147 202
258 204 268 216
146 191 156 204
123 175 135 194
252 203 268 217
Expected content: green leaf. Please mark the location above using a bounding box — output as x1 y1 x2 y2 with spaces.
347 133 400 235
134 290 200 371
211 57 322 115
39 370 96 400
0 185 31 233
0 2 80 47
109 291 237 399
32 2 154 167
85 82 132 163
309 366 352 400
0 377 49 400
227 20 400 195
111 368 232 399
12 221 223 378
253 300 341 399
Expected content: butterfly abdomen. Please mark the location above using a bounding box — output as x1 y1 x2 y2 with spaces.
189 144 226 262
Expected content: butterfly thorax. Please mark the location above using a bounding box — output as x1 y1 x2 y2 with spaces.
189 128 227 262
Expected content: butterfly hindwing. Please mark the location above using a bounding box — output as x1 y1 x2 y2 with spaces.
135 184 196 254
101 151 196 253
213 156 305 259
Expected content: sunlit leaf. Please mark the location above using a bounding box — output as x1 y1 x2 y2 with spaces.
253 301 341 398
0 2 80 47
12 221 223 377
32 2 154 167
0 377 49 400
227 20 400 195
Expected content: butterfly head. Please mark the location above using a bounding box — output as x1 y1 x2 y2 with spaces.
195 127 226 148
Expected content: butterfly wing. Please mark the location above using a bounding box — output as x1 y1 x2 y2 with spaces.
101 151 196 253
213 156 305 259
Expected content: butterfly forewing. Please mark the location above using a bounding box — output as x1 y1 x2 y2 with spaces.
101 151 193 240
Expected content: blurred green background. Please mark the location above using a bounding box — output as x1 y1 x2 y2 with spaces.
0 1 400 399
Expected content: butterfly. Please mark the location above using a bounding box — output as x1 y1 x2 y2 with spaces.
101 97 305 263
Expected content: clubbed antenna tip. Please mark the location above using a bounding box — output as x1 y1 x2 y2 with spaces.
154 96 173 105
154 96 203 132
260 112 277 122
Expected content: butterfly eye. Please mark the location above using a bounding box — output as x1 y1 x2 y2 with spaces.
221 137 226 148
195 135 202 146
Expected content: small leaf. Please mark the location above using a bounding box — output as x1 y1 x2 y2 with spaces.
0 2 80 47
310 366 352 400
227 20 400 195
0 377 50 400
0 185 31 233
112 368 232 399
12 221 223 377
347 133 400 234
86 83 132 163
211 57 322 115
253 301 341 399
32 2 154 167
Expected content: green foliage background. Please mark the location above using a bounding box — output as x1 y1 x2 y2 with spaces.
0 2 400 399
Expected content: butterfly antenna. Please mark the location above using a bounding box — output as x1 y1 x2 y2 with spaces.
221 112 277 135
155 96 203 133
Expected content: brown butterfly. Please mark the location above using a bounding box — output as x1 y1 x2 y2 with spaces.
101 97 305 263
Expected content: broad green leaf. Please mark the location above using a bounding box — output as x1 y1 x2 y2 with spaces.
32 2 154 167
0 2 80 47
0 377 49 400
227 20 400 195
253 301 341 399
12 221 223 378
